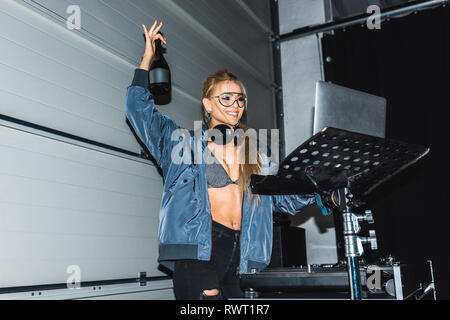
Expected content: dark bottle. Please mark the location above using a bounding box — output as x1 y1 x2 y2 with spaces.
149 31 171 105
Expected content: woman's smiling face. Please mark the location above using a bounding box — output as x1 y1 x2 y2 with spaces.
202 80 246 128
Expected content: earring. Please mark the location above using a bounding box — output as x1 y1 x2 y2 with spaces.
206 110 212 122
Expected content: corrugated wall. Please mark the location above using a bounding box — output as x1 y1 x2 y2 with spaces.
0 0 274 298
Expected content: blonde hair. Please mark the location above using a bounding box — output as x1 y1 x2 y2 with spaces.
201 69 262 198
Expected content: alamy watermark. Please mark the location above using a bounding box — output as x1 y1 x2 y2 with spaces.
366 265 382 291
66 265 81 289
170 121 279 166
367 5 382 30
66 5 81 30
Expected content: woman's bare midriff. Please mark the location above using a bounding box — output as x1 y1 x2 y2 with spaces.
207 143 242 230
208 185 242 230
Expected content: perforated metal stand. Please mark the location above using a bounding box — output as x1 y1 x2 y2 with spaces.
250 127 430 300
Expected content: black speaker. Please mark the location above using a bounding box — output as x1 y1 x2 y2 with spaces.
269 213 307 268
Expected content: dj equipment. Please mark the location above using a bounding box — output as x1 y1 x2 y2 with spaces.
269 221 307 268
240 259 405 299
245 127 430 300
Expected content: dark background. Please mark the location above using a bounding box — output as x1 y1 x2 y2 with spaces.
321 5 449 299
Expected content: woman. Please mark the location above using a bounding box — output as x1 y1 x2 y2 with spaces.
125 21 318 300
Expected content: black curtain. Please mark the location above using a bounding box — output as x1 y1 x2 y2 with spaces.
322 5 450 299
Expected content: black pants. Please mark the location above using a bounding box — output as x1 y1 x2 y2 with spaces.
173 220 243 300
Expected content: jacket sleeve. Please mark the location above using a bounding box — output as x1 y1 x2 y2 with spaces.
125 68 179 171
271 193 316 215
258 147 316 215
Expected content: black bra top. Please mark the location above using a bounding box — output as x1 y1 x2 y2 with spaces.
206 153 239 188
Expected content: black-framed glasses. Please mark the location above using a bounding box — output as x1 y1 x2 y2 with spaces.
213 92 247 108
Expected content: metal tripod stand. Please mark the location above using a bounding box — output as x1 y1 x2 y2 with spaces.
250 127 430 300
331 187 378 300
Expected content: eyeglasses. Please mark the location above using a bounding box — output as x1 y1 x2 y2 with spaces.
213 92 247 108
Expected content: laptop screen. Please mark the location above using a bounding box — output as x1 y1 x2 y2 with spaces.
313 81 387 138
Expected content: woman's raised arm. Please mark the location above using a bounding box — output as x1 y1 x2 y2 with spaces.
139 21 166 71
125 21 177 174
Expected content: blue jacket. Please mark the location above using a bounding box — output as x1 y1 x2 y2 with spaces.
125 69 315 274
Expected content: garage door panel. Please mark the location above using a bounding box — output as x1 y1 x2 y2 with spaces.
0 203 160 244
0 2 130 89
0 124 164 286
0 138 163 198
0 63 125 132
172 0 272 79
243 0 271 27
28 0 216 99
0 254 161 288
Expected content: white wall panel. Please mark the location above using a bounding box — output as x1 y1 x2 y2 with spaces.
172 0 272 80
0 0 201 154
0 124 164 287
80 288 175 300
0 279 174 300
242 0 271 28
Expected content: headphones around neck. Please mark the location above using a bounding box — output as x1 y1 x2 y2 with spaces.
209 124 243 146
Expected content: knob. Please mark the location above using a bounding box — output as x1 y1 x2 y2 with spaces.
356 210 375 224
360 230 378 250
364 210 375 224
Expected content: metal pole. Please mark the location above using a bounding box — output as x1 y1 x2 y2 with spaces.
340 187 363 300
270 0 286 160
427 259 437 300
347 257 362 300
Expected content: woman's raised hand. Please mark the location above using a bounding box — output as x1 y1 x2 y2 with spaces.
139 20 167 71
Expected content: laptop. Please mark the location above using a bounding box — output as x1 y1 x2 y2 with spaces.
313 81 387 138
